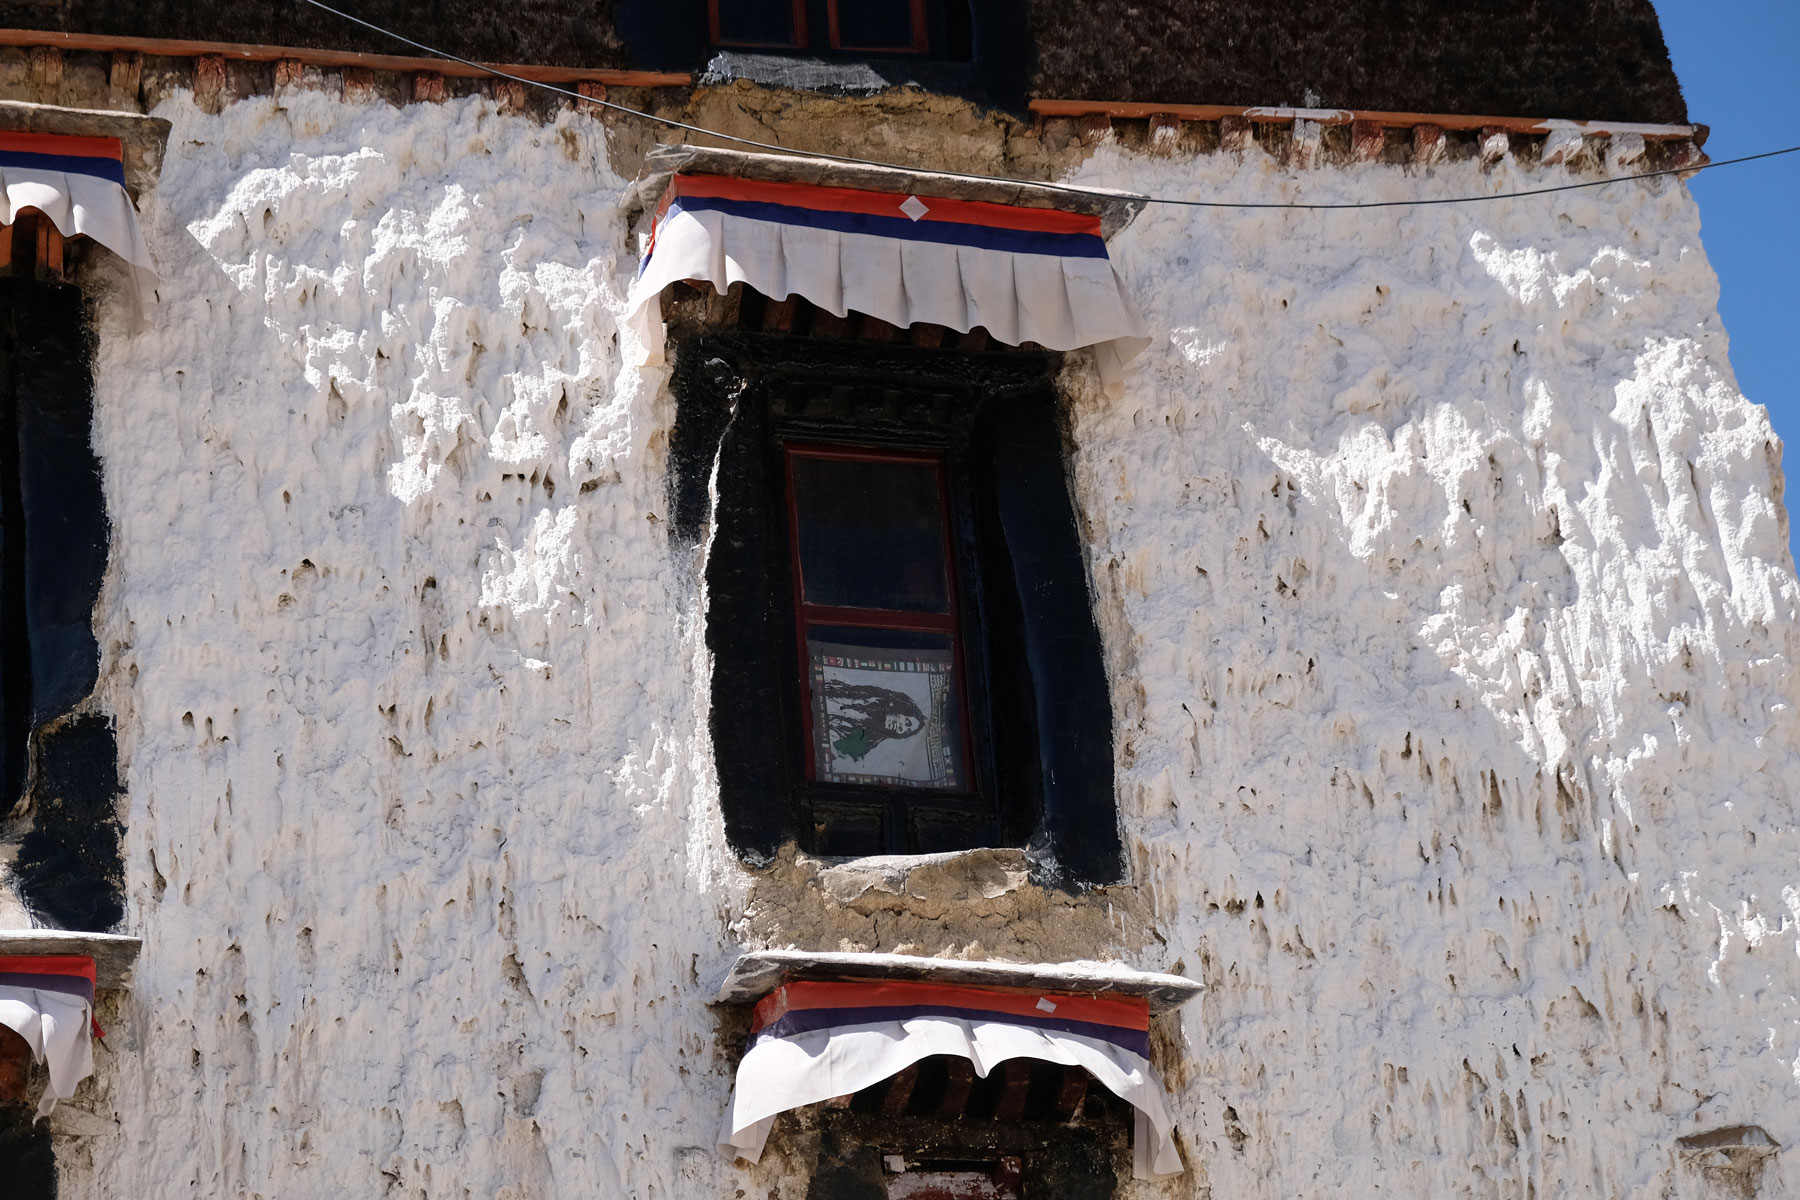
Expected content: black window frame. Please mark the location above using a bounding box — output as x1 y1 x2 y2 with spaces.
669 325 1123 885
782 442 977 795
707 0 950 58
778 428 1002 856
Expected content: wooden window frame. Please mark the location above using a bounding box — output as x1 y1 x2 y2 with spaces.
782 443 975 792
707 0 809 50
775 428 1004 855
826 0 930 54
707 0 934 56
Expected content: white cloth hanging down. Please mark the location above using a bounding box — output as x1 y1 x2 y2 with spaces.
0 131 157 326
718 979 1184 1180
626 174 1150 395
0 955 98 1118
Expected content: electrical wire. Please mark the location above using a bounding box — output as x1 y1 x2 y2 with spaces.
294 0 1799 212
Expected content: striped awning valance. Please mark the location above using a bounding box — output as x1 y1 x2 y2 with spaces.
0 954 99 1116
626 173 1149 394
717 978 1184 1180
0 131 157 325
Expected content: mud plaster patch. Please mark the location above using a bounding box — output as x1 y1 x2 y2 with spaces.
736 847 1160 964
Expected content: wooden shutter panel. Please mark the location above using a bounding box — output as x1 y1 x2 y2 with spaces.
0 287 27 808
8 282 105 728
977 391 1122 886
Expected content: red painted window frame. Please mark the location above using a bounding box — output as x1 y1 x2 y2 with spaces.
783 443 974 791
826 0 930 54
707 0 810 49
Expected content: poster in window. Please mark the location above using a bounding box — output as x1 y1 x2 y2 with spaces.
809 639 960 789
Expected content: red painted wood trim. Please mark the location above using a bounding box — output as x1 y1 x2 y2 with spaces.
0 27 690 87
1028 98 1698 140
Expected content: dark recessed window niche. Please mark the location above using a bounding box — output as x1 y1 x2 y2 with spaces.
709 0 945 57
666 291 1122 887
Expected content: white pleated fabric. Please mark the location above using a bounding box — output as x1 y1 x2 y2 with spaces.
0 984 95 1117
627 201 1150 396
717 1016 1184 1180
0 164 157 326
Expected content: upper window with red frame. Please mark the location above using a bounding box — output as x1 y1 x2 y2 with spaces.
788 447 969 792
709 0 947 56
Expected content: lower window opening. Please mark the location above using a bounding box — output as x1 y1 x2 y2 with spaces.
803 1056 1130 1199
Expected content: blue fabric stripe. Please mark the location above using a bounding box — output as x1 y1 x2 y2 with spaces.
669 196 1110 260
753 1004 1150 1058
0 150 127 188
0 971 94 1003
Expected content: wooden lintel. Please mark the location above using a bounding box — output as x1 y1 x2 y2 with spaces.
39 218 61 277
994 1060 1031 1122
939 1057 975 1116
880 1064 919 1114
1053 1067 1089 1120
0 26 690 89
1028 98 1697 141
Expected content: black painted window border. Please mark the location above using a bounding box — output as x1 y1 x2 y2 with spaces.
0 277 124 932
669 330 1123 886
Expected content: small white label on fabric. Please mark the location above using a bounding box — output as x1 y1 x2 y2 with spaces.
1036 997 1057 1013
884 1155 908 1173
899 195 930 222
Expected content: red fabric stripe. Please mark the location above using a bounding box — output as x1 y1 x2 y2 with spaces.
671 175 1102 237
751 979 1148 1034
0 132 123 161
0 955 97 983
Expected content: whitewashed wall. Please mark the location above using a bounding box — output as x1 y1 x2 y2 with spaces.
54 89 1799 1199
1072 142 1800 1199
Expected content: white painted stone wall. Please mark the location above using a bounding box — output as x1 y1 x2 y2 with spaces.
45 87 1798 1199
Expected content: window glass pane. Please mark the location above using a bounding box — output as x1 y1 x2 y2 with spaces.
714 0 798 46
809 628 963 789
791 453 950 612
834 0 918 49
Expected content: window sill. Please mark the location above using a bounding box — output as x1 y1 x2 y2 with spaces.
0 929 141 989
714 946 1202 1013
808 845 1037 906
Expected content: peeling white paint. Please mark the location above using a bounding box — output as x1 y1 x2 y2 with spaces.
38 87 1799 1199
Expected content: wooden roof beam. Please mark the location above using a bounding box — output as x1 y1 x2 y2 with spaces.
0 27 690 88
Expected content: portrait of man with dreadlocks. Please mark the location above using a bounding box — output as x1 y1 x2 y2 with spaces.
823 679 927 763
809 640 960 788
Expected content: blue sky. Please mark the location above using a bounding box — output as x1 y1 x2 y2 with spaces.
1651 1 1800 565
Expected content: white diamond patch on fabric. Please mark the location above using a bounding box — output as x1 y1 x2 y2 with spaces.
898 195 930 222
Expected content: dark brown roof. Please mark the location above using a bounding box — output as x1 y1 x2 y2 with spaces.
0 0 630 70
1027 0 1687 124
0 0 1687 124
